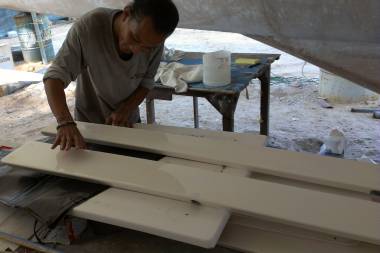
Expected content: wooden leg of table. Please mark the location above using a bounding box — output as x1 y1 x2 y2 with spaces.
193 97 199 128
258 66 271 136
222 114 234 132
206 94 239 132
146 99 156 124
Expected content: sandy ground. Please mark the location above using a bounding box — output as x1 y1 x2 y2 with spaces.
0 23 379 162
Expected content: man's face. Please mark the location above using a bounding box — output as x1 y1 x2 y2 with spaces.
118 10 166 54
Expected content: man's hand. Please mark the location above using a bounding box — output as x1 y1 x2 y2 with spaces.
105 103 135 127
105 86 150 127
52 125 87 150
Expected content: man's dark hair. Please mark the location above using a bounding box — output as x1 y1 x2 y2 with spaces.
129 0 179 36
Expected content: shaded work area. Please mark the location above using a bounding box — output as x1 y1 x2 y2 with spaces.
0 1 379 253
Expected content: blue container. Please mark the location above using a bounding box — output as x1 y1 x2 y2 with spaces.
0 9 19 38
14 13 55 63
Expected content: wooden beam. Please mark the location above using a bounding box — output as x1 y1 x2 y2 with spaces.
3 141 380 245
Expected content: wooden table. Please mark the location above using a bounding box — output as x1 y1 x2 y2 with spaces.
146 52 280 135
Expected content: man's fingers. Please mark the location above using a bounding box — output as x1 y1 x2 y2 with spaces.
112 118 122 126
51 137 60 149
60 136 66 151
77 133 87 149
80 139 87 149
126 121 133 128
105 117 112 125
65 138 72 151
74 136 81 150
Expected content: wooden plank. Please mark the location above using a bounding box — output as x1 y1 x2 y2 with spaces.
42 122 380 194
159 157 223 173
73 158 231 248
72 158 248 248
160 157 251 177
133 123 267 147
72 188 229 248
228 215 367 245
219 224 380 253
3 141 380 245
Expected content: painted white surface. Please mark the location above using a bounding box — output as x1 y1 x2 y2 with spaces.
72 188 230 248
73 156 232 248
220 223 380 253
3 141 380 245
134 123 267 147
42 121 380 194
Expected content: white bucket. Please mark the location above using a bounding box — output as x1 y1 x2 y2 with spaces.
0 43 14 69
203 50 231 87
319 69 378 103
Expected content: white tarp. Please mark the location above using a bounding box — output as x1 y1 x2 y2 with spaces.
1 0 379 93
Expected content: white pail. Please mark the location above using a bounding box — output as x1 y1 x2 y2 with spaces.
203 50 231 87
0 43 14 69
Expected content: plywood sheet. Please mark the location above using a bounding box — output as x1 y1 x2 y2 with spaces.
3 141 380 245
42 122 380 193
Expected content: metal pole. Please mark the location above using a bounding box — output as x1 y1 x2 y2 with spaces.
0 230 62 253
259 65 271 136
31 12 48 64
146 98 156 124
193 96 199 128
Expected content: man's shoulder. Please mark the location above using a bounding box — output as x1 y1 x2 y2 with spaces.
82 7 116 20
76 7 118 31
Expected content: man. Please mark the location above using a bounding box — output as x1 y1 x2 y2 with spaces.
43 0 179 150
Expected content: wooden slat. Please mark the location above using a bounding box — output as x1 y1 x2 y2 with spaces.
160 157 251 177
133 123 267 147
219 224 380 253
72 157 248 248
3 141 380 245
73 158 232 248
42 122 380 194
72 188 229 248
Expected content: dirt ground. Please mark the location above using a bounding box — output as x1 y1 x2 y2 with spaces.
0 23 379 163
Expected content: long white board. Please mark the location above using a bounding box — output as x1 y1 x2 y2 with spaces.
133 123 267 147
72 188 229 248
3 141 380 245
42 122 380 194
73 157 233 248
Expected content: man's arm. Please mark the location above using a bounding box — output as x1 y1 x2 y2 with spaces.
43 20 86 150
44 79 73 123
44 78 86 150
106 44 164 126
106 85 149 126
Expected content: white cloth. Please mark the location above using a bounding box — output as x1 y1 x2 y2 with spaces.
154 62 203 93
